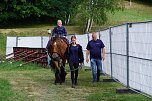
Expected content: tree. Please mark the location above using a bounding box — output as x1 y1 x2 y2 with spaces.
77 0 124 33
0 0 83 26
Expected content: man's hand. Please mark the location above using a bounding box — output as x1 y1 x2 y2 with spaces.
79 62 84 69
86 58 89 63
102 48 105 61
102 55 105 61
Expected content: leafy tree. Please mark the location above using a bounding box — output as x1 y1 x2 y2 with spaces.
77 0 124 33
0 0 82 26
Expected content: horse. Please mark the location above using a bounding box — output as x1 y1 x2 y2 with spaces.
47 36 68 84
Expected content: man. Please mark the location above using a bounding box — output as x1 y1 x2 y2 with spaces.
86 32 105 82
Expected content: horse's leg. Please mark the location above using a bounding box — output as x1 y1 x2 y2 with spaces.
54 70 62 84
57 70 62 84
54 71 58 85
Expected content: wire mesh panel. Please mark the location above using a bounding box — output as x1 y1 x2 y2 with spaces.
129 58 152 96
99 29 111 75
18 36 42 48
112 54 127 85
42 36 49 48
6 36 17 59
129 22 152 59
111 25 127 55
129 22 152 96
111 25 127 86
75 34 90 67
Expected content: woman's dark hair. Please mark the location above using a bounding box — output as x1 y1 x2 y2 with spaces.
71 35 76 41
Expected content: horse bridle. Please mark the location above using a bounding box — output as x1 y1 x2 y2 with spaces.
51 37 63 61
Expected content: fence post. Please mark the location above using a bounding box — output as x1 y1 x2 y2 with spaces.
99 30 101 40
126 23 130 88
41 36 43 48
16 36 18 47
109 27 113 78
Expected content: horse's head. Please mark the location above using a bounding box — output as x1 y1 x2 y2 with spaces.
48 36 68 70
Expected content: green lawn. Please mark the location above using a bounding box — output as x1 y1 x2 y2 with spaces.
93 1 152 30
0 34 6 55
0 61 151 101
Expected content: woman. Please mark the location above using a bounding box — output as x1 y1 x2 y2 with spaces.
69 36 84 88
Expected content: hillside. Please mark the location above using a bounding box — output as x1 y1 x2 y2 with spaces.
98 1 152 29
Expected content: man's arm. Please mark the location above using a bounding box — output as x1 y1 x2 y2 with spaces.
101 48 105 61
86 50 90 63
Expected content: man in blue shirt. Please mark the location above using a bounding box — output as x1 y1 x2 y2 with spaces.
86 32 105 82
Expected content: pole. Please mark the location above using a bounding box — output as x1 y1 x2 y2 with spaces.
126 23 130 88
109 27 113 78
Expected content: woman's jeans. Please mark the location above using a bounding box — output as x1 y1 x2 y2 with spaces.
90 58 102 82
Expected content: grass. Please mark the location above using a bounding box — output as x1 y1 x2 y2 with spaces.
0 61 151 101
0 34 6 55
93 1 152 30
0 79 14 100
0 25 82 36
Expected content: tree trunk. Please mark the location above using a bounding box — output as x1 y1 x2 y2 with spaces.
130 0 132 6
88 18 93 32
67 14 70 24
65 14 70 25
85 18 91 33
65 14 67 25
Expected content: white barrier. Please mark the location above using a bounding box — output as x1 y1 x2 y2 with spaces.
101 21 152 98
6 35 91 67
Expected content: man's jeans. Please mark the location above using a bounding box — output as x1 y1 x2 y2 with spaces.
90 58 102 82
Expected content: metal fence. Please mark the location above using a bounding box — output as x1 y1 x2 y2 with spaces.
98 21 152 98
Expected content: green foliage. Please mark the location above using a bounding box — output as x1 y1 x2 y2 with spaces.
0 0 83 26
77 0 124 25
